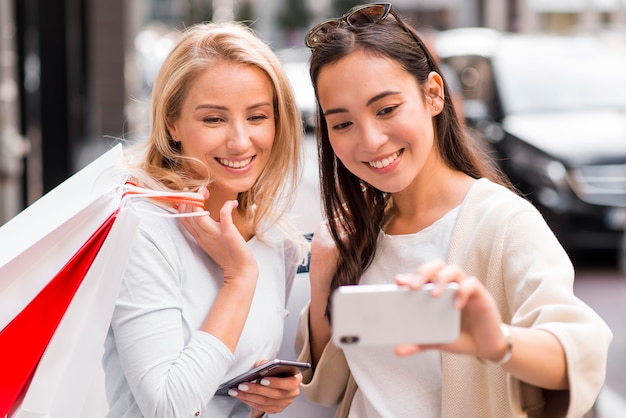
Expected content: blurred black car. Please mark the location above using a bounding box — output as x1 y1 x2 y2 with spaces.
435 28 626 269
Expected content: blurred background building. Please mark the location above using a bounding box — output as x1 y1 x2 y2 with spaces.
1 0 626 225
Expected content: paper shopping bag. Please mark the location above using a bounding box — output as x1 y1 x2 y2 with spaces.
13 207 140 418
0 145 126 417
0 145 126 332
0 210 118 416
0 143 207 418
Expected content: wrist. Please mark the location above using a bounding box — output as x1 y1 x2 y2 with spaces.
478 323 513 367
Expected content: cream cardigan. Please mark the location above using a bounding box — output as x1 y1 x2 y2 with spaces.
296 178 612 418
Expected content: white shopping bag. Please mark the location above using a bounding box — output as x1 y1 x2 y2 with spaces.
0 144 206 417
0 145 127 417
0 145 126 331
13 207 140 418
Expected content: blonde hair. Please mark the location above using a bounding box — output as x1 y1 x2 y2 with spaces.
125 22 307 260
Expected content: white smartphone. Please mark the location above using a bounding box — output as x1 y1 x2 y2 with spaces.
331 283 460 347
215 359 311 396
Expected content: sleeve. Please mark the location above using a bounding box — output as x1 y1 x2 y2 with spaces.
499 206 613 418
110 223 235 417
448 181 612 417
295 302 351 407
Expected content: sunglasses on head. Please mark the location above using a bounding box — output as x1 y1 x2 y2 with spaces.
305 2 414 50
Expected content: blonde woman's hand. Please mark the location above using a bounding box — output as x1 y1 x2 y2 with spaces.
178 188 258 283
228 360 303 415
393 259 509 363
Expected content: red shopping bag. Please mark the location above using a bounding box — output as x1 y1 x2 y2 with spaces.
0 211 117 416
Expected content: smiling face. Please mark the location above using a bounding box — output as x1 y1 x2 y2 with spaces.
316 49 444 194
168 61 276 204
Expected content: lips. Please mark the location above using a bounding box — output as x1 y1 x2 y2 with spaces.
216 156 253 169
367 150 402 169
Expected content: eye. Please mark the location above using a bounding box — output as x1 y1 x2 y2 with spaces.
378 105 399 116
203 116 224 124
331 120 353 131
248 114 270 122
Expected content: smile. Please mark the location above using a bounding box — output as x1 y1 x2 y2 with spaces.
367 150 402 169
216 156 253 169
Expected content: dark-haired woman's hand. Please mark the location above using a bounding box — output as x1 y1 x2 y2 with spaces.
393 259 506 361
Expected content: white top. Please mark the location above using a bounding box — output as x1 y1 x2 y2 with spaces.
344 206 459 418
103 200 300 418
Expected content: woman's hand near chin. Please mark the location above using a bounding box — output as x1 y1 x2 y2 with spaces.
179 188 259 351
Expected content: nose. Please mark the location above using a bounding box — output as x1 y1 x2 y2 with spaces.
358 123 386 153
226 120 252 153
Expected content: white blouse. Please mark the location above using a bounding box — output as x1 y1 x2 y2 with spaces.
103 200 299 417
345 206 460 418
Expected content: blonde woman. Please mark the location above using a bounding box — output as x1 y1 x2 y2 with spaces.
103 22 307 418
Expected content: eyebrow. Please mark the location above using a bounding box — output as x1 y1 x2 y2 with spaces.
195 102 272 112
323 90 402 117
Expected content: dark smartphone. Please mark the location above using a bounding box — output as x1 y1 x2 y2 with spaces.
215 359 311 396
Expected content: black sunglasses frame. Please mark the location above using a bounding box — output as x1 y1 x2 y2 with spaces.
305 2 438 76
305 3 394 49
306 2 424 50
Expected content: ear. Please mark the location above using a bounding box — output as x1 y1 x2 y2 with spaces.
166 118 180 142
425 71 445 115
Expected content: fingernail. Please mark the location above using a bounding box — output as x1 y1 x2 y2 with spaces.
238 383 249 392
228 389 238 397
260 378 270 386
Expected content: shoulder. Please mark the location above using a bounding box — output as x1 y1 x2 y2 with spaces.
459 178 538 225
128 199 182 234
311 221 338 260
452 178 561 253
451 179 568 266
466 178 530 208
125 199 193 265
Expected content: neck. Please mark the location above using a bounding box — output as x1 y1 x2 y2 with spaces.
384 169 474 235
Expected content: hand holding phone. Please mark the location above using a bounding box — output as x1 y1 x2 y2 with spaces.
331 283 460 347
215 359 311 396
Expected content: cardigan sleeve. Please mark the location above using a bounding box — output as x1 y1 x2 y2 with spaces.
499 205 612 418
447 178 613 418
295 302 351 407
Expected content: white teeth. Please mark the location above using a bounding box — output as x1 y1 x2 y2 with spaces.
217 157 252 168
368 151 400 169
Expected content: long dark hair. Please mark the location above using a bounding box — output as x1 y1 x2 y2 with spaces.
308 16 512 318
